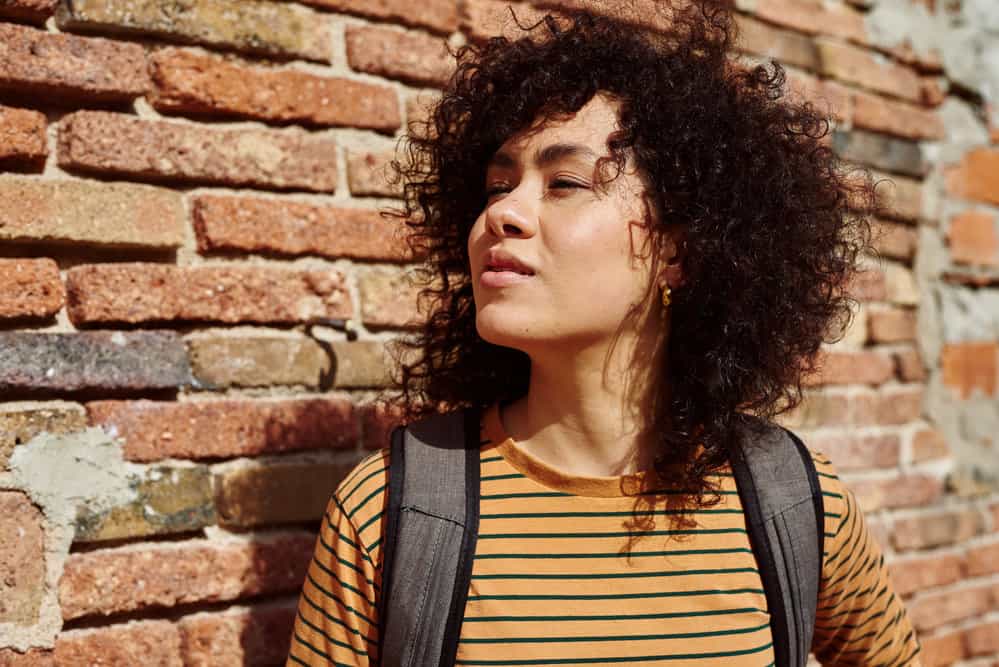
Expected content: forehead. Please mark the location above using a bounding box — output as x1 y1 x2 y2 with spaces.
491 93 623 163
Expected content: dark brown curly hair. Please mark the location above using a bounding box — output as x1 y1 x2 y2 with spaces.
382 0 877 513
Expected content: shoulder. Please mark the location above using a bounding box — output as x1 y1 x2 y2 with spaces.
329 448 391 559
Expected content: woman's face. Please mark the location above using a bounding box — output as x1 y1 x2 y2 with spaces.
468 93 659 356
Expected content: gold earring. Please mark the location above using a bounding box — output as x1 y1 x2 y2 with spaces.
661 284 671 308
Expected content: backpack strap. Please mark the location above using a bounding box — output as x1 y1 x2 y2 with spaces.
377 408 481 667
729 417 824 667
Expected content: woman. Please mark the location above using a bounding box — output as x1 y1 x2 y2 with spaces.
287 3 919 665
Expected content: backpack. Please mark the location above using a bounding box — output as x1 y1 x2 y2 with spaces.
376 406 824 667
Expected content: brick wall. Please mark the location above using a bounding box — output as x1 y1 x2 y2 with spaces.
0 0 996 665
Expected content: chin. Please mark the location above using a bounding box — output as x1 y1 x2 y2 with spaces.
474 310 537 351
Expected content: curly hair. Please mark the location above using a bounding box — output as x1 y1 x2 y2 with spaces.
383 0 876 514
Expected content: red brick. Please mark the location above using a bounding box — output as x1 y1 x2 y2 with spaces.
59 533 313 620
303 0 457 33
54 621 182 667
361 400 405 450
941 342 998 399
346 25 453 88
893 347 926 382
804 432 900 471
0 492 45 625
0 23 149 102
948 210 999 267
149 48 400 133
87 397 357 462
868 306 917 343
747 0 867 44
805 349 894 386
66 263 351 326
966 621 999 657
0 259 63 320
0 105 46 170
0 648 54 666
347 149 404 198
945 148 999 206
0 0 57 24
855 386 924 426
533 0 670 30
847 474 942 512
920 75 946 107
177 602 297 667
734 15 820 71
873 171 924 222
816 39 921 102
58 111 338 192
359 267 422 328
193 194 410 261
919 630 966 667
785 70 850 122
462 0 547 43
893 510 983 551
908 584 993 632
853 89 945 140
847 265 888 302
966 540 999 577
0 177 185 249
912 428 950 463
888 553 964 598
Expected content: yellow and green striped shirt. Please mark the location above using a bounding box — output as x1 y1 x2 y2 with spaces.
287 402 919 666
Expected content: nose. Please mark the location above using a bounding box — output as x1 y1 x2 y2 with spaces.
485 185 537 238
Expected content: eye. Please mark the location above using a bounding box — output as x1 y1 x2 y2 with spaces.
550 178 588 192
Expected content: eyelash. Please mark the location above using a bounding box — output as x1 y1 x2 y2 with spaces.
485 179 586 198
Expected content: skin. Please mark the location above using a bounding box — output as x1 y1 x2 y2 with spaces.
467 93 683 477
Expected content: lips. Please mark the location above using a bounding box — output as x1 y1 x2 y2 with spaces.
484 249 535 276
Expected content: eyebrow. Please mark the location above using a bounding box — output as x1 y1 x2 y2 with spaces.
488 142 600 170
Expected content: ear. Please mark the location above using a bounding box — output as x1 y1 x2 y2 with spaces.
657 229 685 290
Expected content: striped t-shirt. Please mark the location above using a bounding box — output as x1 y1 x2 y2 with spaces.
287 402 920 666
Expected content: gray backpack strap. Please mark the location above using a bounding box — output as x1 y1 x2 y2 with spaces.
378 408 481 667
729 417 824 667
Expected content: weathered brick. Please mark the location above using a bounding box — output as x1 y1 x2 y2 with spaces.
893 347 926 382
0 0 57 24
883 261 919 305
360 401 404 450
358 266 422 328
54 621 182 667
852 89 944 140
873 172 923 223
347 148 404 198
58 111 338 192
331 340 392 388
192 195 410 261
805 349 894 386
802 432 900 471
908 584 993 632
405 90 440 137
66 264 351 326
0 492 45 625
0 259 63 320
816 39 921 102
966 540 999 577
919 75 946 107
868 306 917 343
888 553 964 598
738 0 866 44
846 474 942 512
871 220 918 261
847 265 887 302
150 48 400 133
59 533 313 620
780 391 851 429
304 0 457 34
57 0 332 63
965 621 999 656
0 648 54 666
0 331 191 394
855 386 924 425
831 130 925 178
177 602 297 667
0 105 46 170
73 465 215 543
214 461 355 527
948 210 999 267
0 401 86 470
941 342 997 399
461 0 547 43
785 70 850 122
0 176 185 249
892 510 983 551
188 335 330 389
946 149 999 207
734 15 819 71
912 428 950 463
346 25 453 88
919 630 965 667
0 23 149 102
87 397 357 462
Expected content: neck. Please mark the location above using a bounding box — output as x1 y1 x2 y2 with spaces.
501 307 669 477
